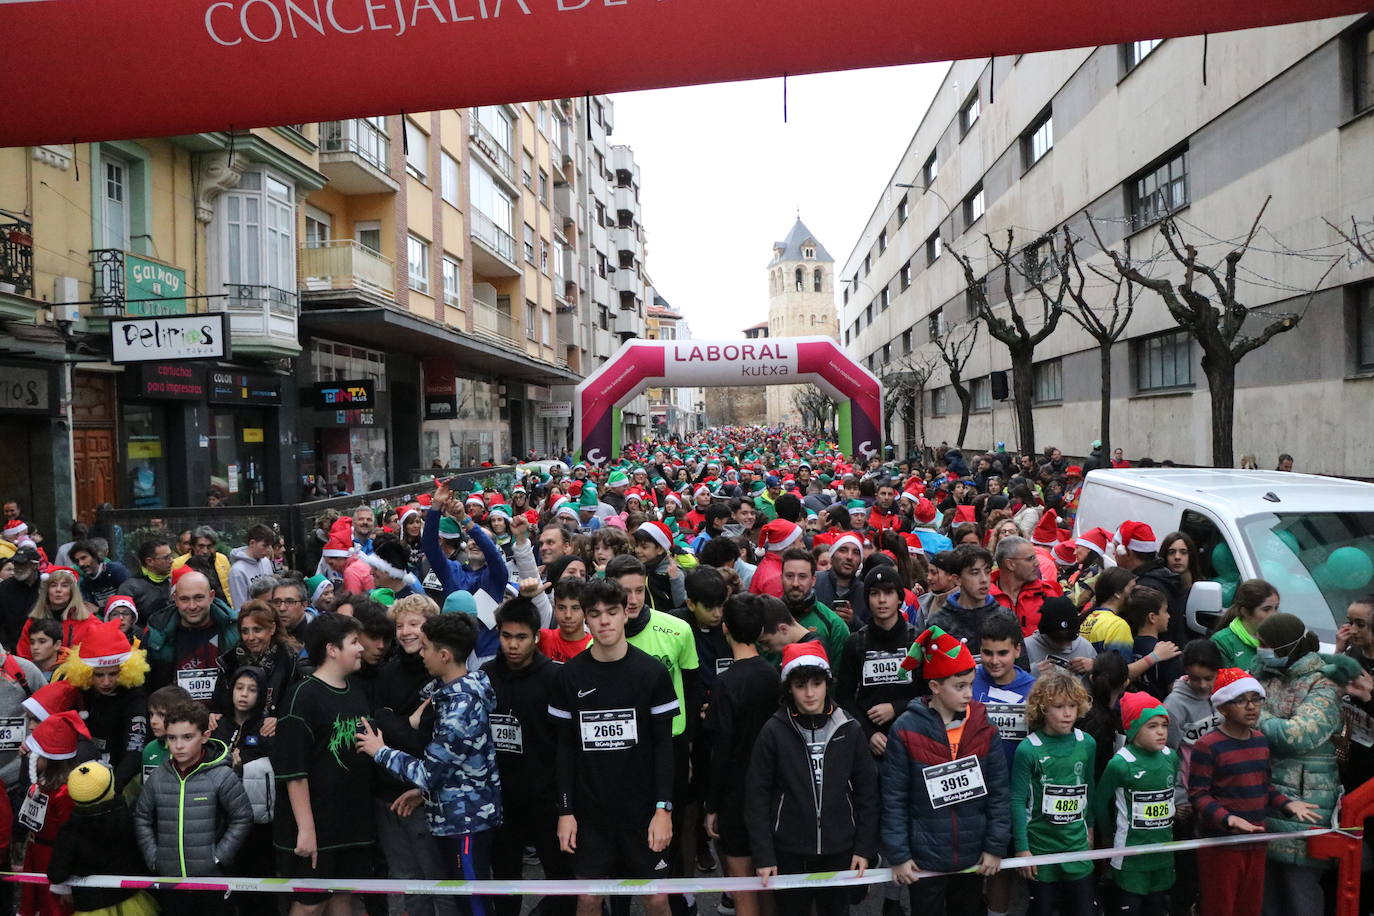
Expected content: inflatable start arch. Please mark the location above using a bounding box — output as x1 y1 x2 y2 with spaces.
575 336 882 464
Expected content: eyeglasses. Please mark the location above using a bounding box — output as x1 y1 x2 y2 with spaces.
1233 696 1263 707
269 598 303 607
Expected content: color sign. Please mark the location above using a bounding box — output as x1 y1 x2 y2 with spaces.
208 369 283 405
124 254 186 317
111 314 229 363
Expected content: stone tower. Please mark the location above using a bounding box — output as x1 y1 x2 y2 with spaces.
766 218 838 426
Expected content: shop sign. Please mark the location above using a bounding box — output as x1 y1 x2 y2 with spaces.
537 402 573 419
422 357 456 420
308 380 375 409
0 362 57 416
127 440 163 459
424 394 456 420
243 427 264 443
136 362 206 400
208 369 283 405
124 254 186 317
111 314 229 363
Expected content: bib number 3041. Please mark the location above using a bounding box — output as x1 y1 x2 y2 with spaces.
922 756 987 809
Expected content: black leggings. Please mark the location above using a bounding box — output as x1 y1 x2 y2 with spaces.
1116 889 1168 916
1028 875 1097 916
907 872 983 916
773 851 853 916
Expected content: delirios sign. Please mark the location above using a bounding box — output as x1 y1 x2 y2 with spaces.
111 314 229 363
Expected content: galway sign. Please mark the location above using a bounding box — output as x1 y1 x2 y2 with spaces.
574 336 882 464
110 314 230 364
0 0 1367 146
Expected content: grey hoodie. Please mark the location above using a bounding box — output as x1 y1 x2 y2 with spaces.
1163 677 1220 804
228 546 274 609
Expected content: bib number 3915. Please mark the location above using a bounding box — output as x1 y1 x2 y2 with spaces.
922 756 987 809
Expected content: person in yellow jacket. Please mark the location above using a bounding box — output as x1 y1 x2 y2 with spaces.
171 526 232 604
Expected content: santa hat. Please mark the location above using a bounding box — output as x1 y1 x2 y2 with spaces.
901 626 975 680
465 491 486 508
636 521 674 554
438 516 464 540
903 532 926 556
1116 520 1158 555
780 642 830 681
3 520 27 539
74 619 134 668
398 505 422 528
952 505 977 525
321 532 354 558
913 498 937 525
1121 691 1169 742
103 595 137 623
1031 510 1060 547
1065 465 1083 479
827 533 863 558
663 493 682 509
1075 527 1112 562
1211 667 1266 709
23 681 84 722
693 484 711 500
758 519 803 552
25 709 90 761
606 469 630 488
1052 539 1079 567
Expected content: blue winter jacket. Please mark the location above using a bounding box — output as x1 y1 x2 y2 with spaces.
420 510 510 603
880 697 1010 873
375 669 503 837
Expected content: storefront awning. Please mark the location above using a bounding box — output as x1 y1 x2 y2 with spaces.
299 306 581 386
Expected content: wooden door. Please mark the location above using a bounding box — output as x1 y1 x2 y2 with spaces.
73 427 116 523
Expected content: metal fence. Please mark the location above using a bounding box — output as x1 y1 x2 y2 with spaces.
99 465 514 572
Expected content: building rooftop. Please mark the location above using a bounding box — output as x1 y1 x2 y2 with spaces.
770 218 833 265
744 321 769 332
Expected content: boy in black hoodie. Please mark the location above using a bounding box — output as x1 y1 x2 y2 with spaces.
481 598 572 916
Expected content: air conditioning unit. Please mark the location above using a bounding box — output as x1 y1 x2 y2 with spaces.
52 276 80 322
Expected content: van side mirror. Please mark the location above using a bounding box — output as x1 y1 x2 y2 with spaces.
1186 580 1224 636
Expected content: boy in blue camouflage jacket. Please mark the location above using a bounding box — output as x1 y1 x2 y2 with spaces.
357 612 502 916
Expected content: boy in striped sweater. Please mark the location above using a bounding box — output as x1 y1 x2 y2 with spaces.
1187 667 1320 916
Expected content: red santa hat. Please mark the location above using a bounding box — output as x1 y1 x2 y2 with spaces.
24 709 90 761
693 484 711 500
321 533 354 558
636 521 674 554
1031 509 1060 547
903 532 926 556
103 595 138 623
1211 667 1266 709
398 505 422 528
1075 527 1112 562
3 520 27 539
827 533 864 558
1116 520 1158 555
913 498 937 525
74 619 134 669
1052 539 1079 567
952 505 977 525
758 519 803 552
780 642 830 681
22 681 84 722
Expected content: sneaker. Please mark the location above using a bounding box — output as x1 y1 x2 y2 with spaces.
881 899 907 916
696 846 718 873
522 846 540 866
716 894 735 916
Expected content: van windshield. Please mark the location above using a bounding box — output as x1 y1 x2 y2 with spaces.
1236 512 1374 643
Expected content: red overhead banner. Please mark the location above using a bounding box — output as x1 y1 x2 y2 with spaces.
1 0 1367 147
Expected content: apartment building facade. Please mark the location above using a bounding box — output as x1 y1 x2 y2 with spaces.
0 97 659 535
841 15 1374 474
645 297 701 436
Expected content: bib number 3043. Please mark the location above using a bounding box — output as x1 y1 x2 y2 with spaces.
922 756 987 809
579 708 638 751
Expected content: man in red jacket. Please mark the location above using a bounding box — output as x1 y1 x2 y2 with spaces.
989 535 1062 636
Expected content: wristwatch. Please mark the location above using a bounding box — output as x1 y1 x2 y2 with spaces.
656 801 673 812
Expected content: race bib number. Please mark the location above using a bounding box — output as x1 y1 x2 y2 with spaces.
922 756 987 809
143 764 159 781
715 657 733 676
579 709 638 751
861 651 906 687
1131 789 1175 829
176 668 217 701
984 703 1028 741
19 788 48 831
491 714 523 755
1347 704 1374 748
423 571 443 591
1042 784 1087 824
0 717 24 752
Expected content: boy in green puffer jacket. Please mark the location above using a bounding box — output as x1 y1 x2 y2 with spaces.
133 701 252 916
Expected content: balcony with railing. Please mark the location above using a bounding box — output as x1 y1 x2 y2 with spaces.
471 298 521 349
469 120 517 188
220 283 301 357
318 119 398 194
470 211 520 278
0 214 33 296
298 240 396 303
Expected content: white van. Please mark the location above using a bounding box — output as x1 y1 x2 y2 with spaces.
1075 469 1374 643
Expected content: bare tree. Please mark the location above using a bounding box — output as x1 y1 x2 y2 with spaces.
791 384 835 435
1096 197 1338 467
1053 222 1135 465
932 322 979 448
1325 215 1374 265
880 352 938 456
951 229 1069 456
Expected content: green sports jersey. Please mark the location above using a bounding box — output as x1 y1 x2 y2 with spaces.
1094 743 1179 894
1011 728 1097 882
628 608 700 736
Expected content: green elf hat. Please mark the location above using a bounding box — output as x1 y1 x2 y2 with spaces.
749 480 766 494
370 587 396 607
438 516 464 540
579 486 600 509
606 469 630 488
487 504 513 522
900 626 975 680
846 498 867 510
1121 692 1170 743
